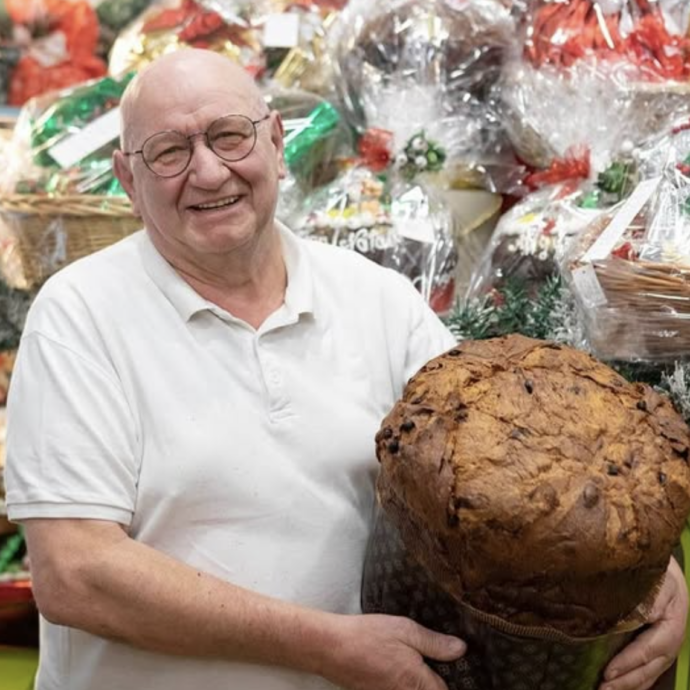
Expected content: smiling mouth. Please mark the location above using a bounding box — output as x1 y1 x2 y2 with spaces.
190 196 241 211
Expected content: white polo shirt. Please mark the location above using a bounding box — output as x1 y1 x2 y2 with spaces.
5 224 456 690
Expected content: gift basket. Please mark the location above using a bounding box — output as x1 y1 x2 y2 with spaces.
288 128 458 314
267 86 354 222
0 73 141 288
564 118 690 361
467 155 639 300
363 334 690 690
108 0 341 86
108 0 265 78
331 0 522 193
501 0 690 174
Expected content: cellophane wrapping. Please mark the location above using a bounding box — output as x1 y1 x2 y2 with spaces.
108 0 342 90
467 158 639 299
287 158 458 314
0 74 139 288
331 0 523 193
501 0 690 174
564 118 690 361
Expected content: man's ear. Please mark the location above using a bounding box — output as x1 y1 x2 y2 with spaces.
112 150 141 217
270 111 287 180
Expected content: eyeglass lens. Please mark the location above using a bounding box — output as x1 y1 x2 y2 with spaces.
142 115 257 176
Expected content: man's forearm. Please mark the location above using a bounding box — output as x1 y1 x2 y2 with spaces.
26 519 340 675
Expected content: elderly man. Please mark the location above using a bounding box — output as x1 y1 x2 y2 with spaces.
4 49 687 690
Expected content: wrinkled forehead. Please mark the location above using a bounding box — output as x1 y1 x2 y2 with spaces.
120 61 264 147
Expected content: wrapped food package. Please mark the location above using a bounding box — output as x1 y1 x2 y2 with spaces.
501 0 690 173
263 2 342 96
0 74 141 287
467 159 638 299
5 73 134 196
108 0 341 88
332 0 521 192
4 0 107 106
93 0 155 60
266 86 354 221
565 119 690 361
108 0 265 78
364 333 690 689
289 157 458 314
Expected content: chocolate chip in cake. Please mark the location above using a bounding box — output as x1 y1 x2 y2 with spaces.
659 472 667 485
637 400 648 412
387 440 400 454
524 380 534 394
607 464 620 476
411 396 424 404
381 427 394 439
400 420 416 432
448 349 462 356
455 403 468 422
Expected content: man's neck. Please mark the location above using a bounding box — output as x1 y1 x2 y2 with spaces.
154 229 288 330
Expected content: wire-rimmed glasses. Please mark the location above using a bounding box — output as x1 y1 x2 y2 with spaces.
122 113 271 178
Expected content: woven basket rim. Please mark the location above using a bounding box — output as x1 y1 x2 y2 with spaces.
0 193 135 218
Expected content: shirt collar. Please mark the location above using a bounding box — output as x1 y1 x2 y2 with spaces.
138 221 315 324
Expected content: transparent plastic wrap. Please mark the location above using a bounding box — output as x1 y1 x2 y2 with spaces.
3 73 134 196
93 0 155 60
3 0 107 106
0 74 141 287
261 2 343 96
467 159 638 300
331 0 523 193
108 0 341 87
108 0 265 77
565 124 690 361
501 1 690 172
288 155 458 314
266 86 353 222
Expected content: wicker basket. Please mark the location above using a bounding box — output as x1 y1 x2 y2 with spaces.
0 194 142 288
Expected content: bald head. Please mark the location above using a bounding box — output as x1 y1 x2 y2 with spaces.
119 49 266 150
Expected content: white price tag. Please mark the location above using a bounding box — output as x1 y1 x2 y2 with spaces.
396 219 435 244
48 107 121 169
583 176 661 262
263 13 300 49
571 263 608 308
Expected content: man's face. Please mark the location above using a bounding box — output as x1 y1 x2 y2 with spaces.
114 73 286 264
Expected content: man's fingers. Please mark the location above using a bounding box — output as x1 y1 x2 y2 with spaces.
603 616 678 680
407 621 466 662
600 655 673 690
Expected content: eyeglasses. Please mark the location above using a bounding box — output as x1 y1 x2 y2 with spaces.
122 113 271 178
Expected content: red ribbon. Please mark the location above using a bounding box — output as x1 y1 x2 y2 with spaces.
358 128 393 173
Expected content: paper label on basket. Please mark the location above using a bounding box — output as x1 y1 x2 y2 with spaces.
396 219 436 244
571 264 608 308
263 14 300 48
48 107 121 169
583 176 661 262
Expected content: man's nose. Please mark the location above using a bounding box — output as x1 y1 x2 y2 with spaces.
187 136 231 182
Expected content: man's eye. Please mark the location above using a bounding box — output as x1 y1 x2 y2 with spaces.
213 132 245 148
154 145 187 161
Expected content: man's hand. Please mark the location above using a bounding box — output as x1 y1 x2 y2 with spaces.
600 557 688 690
319 613 466 690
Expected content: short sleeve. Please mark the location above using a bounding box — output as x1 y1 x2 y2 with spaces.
5 331 140 525
403 300 458 382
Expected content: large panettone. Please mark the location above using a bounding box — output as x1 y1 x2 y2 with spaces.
375 334 690 636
